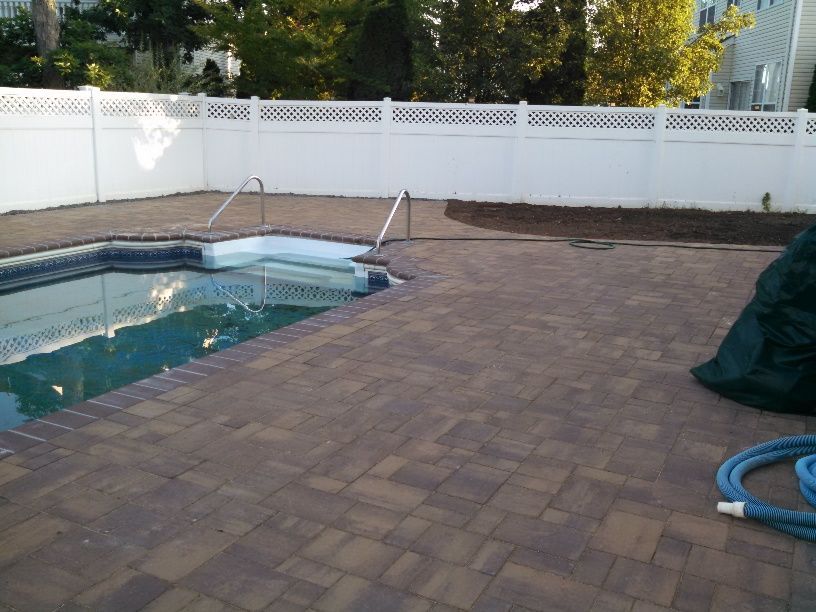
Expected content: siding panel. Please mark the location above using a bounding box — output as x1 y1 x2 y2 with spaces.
790 0 816 109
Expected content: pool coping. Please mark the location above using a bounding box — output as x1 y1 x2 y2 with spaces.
0 228 441 457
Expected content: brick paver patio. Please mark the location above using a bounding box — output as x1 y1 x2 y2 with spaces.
0 194 813 611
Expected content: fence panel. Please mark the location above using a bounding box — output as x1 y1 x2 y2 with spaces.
0 88 95 211
1 87 815 214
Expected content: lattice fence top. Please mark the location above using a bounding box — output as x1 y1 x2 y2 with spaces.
101 98 200 118
666 113 796 134
207 101 251 121
0 93 91 116
807 118 816 136
113 286 209 324
266 282 353 305
0 315 102 363
528 110 654 130
393 106 517 126
261 104 382 123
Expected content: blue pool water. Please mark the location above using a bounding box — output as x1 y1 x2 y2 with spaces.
0 256 373 429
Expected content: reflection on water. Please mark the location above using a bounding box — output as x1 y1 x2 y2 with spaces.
0 303 327 428
0 262 365 430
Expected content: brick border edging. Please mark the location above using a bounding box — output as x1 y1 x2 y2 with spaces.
0 234 443 457
0 224 377 260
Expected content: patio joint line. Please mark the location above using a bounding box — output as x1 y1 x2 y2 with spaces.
132 381 171 391
155 374 188 383
206 354 241 363
9 430 46 442
193 361 225 369
35 419 72 430
111 390 151 400
87 399 122 409
63 408 98 419
173 368 207 377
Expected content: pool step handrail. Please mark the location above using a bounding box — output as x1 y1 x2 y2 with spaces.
376 190 411 253
208 175 265 232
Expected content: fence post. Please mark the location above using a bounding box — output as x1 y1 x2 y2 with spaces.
250 95 260 184
783 108 808 211
78 85 104 203
199 92 208 190
381 97 393 198
511 101 528 203
650 104 667 206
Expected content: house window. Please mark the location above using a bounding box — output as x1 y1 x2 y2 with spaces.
751 63 782 111
685 97 702 109
728 81 751 110
699 0 715 29
757 0 781 10
727 0 740 6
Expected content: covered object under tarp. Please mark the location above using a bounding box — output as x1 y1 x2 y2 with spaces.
691 224 816 414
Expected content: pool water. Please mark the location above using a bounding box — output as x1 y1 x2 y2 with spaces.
0 257 372 429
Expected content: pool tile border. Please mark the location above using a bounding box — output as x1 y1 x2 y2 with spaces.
0 224 377 260
0 234 442 457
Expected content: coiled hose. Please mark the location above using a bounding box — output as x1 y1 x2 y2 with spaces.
716 435 816 541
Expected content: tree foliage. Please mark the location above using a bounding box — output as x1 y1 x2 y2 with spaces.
587 1 754 107
198 0 359 99
522 0 586 105
94 0 208 66
347 0 412 100
0 10 39 86
415 0 569 103
0 5 130 89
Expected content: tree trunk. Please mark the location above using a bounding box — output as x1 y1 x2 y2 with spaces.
31 0 63 88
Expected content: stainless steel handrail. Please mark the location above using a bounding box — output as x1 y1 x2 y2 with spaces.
208 175 265 232
376 190 411 253
210 267 267 313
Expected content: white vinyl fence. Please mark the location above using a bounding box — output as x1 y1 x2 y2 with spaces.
1 86 814 214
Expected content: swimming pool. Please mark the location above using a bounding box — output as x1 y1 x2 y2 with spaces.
0 240 382 431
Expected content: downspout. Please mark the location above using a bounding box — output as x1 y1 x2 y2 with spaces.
781 0 804 110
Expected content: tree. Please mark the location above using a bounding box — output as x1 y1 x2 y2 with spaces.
413 0 569 103
51 4 131 89
0 5 130 89
807 64 816 112
587 1 754 107
521 0 585 105
0 10 40 86
30 0 61 87
199 0 358 99
94 0 208 68
186 58 229 96
347 0 413 100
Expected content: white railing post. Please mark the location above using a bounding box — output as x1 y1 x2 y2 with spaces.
783 108 808 211
511 101 528 203
199 92 208 190
380 97 393 198
650 104 667 206
78 85 104 203
250 95 261 184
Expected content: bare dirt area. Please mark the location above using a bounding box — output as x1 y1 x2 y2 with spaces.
445 200 815 246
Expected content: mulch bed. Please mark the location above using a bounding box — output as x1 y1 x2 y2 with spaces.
445 200 815 246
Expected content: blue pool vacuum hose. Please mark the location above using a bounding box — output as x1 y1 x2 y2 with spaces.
716 435 816 541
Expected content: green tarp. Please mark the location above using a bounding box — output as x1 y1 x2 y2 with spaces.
691 224 816 414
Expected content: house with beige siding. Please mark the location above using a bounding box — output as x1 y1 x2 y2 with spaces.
694 0 816 111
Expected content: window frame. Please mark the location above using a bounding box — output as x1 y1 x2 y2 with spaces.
751 62 782 111
698 0 716 29
728 80 751 110
757 0 781 11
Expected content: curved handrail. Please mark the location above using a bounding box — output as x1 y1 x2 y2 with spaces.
376 189 411 253
208 175 265 232
210 267 268 313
